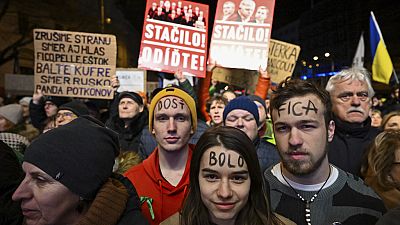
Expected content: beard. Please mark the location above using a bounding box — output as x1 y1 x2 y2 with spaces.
279 143 329 176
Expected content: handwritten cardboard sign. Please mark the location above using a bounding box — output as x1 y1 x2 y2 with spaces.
116 68 146 93
33 29 117 99
211 67 258 93
209 0 275 71
268 39 301 83
138 0 209 78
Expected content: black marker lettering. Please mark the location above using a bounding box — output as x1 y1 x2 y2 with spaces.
179 99 184 109
277 102 287 117
228 154 235 168
292 102 303 116
302 100 318 115
209 151 217 166
172 98 178 109
218 152 226 167
157 101 163 111
164 98 171 109
238 156 244 167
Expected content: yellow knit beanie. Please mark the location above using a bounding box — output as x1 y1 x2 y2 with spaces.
148 87 197 132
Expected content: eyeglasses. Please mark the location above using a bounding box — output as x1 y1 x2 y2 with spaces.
56 112 77 119
44 102 56 107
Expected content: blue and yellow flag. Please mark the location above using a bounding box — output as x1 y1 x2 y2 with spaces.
370 11 393 84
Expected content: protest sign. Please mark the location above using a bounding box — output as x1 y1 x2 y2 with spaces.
116 68 147 93
212 67 258 93
138 0 209 78
268 39 301 83
209 0 275 71
33 29 117 99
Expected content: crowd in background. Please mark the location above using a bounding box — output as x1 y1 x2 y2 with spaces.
1 65 400 225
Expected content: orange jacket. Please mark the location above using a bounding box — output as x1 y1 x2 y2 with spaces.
124 145 194 225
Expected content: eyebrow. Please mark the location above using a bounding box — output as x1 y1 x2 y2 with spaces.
201 168 249 175
275 119 318 125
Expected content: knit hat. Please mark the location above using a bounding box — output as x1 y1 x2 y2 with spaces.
0 104 23 125
58 100 90 116
45 96 70 107
248 95 267 112
24 116 119 200
118 91 144 106
19 97 32 105
148 87 197 132
223 96 259 125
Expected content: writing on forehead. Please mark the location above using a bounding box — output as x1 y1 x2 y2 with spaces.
208 151 244 168
277 100 318 117
157 97 184 111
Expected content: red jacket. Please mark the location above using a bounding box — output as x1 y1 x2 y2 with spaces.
124 145 194 225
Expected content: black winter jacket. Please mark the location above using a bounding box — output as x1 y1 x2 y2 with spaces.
328 116 380 177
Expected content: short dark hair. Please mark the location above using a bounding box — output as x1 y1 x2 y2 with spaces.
270 78 333 125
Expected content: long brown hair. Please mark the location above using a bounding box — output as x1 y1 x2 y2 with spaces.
180 126 282 225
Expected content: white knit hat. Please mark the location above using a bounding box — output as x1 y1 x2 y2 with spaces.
0 104 23 124
19 97 32 105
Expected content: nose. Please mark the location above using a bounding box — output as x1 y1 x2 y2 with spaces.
350 95 361 106
12 177 31 202
56 116 64 124
167 117 177 132
289 128 303 147
217 179 233 199
236 118 244 128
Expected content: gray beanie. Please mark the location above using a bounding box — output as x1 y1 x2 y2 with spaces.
24 116 120 200
0 104 23 125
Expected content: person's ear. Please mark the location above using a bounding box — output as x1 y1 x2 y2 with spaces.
152 129 156 135
327 120 335 142
139 105 144 113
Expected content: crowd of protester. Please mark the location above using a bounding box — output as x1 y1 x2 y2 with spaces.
2 65 400 224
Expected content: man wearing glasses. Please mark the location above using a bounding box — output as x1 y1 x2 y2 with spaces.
55 100 89 127
325 68 380 177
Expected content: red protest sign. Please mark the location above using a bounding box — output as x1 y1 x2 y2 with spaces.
209 0 275 71
138 0 209 78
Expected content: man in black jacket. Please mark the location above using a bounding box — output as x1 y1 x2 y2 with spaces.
325 67 379 177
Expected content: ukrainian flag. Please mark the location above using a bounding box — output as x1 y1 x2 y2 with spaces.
370 11 393 84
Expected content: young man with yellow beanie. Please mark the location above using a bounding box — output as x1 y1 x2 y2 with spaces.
125 87 197 225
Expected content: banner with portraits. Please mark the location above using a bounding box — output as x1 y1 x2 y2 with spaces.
138 0 209 78
209 0 275 71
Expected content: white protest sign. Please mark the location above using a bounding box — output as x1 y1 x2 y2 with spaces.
116 68 146 93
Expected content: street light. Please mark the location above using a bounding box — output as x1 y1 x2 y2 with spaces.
324 52 334 72
313 56 319 61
